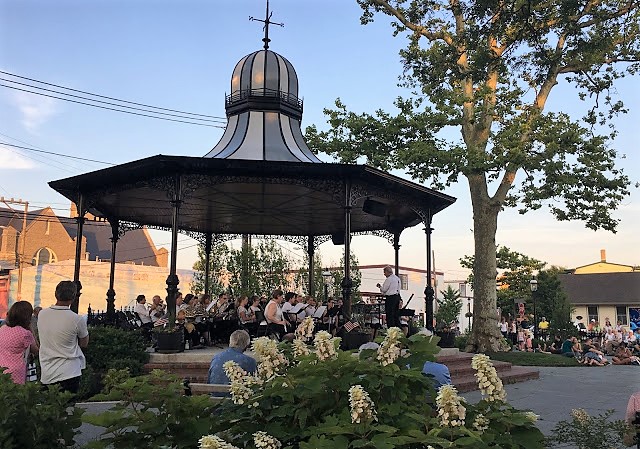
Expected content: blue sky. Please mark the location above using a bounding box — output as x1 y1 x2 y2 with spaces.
1 0 638 280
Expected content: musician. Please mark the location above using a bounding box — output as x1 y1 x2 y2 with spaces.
237 296 257 336
399 299 409 336
213 293 232 320
265 289 290 340
304 297 317 319
149 295 166 323
176 293 188 312
321 298 339 336
377 266 401 328
200 294 214 314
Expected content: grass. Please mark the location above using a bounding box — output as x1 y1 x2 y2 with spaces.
485 351 582 367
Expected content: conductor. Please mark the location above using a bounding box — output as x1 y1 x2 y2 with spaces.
377 265 401 328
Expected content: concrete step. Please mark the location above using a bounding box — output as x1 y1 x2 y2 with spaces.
452 366 540 393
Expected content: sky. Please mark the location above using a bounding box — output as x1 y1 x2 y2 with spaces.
0 0 638 282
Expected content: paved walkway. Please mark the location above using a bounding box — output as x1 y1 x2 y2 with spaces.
75 364 639 446
462 365 639 435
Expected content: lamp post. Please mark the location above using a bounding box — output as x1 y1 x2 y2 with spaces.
322 269 332 304
465 297 473 332
530 278 538 338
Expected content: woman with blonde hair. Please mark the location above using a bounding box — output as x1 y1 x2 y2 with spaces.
0 301 39 384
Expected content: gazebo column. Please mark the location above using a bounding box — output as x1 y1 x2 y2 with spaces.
424 212 435 331
106 219 119 322
393 232 401 275
204 233 213 295
341 181 353 317
166 175 182 324
72 194 86 314
307 235 315 297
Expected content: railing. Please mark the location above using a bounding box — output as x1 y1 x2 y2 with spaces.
225 88 303 110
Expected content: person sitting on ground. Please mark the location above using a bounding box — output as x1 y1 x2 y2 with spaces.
549 335 564 354
561 336 581 358
612 344 640 365
581 340 608 366
207 330 256 391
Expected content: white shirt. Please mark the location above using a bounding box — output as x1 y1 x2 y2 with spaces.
500 322 508 332
134 303 151 324
380 274 401 296
38 305 89 384
265 300 283 324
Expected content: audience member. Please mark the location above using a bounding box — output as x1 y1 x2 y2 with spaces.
422 361 452 390
0 301 39 384
38 281 89 394
207 330 256 386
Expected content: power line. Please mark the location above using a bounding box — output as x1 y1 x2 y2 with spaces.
0 70 227 120
0 77 227 125
0 142 115 165
0 84 227 129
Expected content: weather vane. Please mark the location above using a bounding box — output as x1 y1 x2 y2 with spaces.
249 0 284 50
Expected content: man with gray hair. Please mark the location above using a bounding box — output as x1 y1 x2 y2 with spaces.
207 330 256 385
377 265 402 328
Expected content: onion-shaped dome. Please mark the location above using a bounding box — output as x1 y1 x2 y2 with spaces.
204 49 321 163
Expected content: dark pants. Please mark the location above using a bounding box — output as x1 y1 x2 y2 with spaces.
45 376 81 394
385 294 401 329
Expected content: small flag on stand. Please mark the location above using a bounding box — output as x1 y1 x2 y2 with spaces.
154 317 169 327
343 320 360 333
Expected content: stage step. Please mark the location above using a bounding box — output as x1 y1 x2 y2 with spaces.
143 347 539 391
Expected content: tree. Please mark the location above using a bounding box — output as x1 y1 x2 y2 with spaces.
190 242 230 296
461 246 546 315
306 0 638 351
225 239 292 297
293 250 326 298
536 268 578 339
435 285 463 330
330 251 363 303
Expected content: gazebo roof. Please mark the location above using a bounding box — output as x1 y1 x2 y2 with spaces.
49 155 455 237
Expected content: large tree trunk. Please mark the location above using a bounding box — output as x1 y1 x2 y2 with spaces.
466 175 505 352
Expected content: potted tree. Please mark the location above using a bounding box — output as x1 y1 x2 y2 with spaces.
434 286 463 348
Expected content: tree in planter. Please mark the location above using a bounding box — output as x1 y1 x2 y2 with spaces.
306 0 638 351
435 285 463 331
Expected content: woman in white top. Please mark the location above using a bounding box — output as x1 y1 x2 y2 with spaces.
265 289 289 340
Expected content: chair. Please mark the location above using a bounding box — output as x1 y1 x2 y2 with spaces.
255 310 268 337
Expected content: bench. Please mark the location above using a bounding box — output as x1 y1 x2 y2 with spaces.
184 382 231 397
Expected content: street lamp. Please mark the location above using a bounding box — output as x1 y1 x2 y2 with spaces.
465 297 473 331
322 269 332 304
530 278 538 337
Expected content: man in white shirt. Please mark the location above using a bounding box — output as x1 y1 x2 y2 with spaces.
134 294 152 326
149 295 166 323
38 280 89 394
377 265 402 329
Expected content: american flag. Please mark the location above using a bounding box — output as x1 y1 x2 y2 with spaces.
154 318 169 327
343 320 360 333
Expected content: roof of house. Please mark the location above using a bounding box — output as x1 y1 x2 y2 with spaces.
558 272 640 305
62 221 162 266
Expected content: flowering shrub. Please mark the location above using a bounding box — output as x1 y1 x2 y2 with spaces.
547 408 631 449
205 332 544 448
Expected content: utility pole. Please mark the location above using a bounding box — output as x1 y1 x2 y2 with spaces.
1 197 29 300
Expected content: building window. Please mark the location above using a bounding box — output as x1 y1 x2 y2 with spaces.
587 306 598 324
616 306 628 325
459 283 467 297
399 274 408 290
45 219 51 235
32 247 57 266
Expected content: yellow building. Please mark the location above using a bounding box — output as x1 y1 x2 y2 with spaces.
559 250 640 328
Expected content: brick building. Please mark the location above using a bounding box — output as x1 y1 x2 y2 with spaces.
0 204 169 316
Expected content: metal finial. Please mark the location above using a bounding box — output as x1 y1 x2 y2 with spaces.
249 0 284 50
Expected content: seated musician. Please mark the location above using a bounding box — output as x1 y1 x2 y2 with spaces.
200 294 214 314
281 292 297 324
176 309 201 349
265 289 290 340
304 297 317 319
399 299 409 336
250 296 262 314
210 293 236 343
149 295 166 323
237 296 258 336
320 298 339 336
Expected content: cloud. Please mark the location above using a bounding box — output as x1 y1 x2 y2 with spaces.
0 147 36 169
12 91 58 132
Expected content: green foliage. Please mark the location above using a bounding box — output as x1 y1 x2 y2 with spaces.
547 409 631 449
330 250 363 301
79 326 149 400
293 249 326 297
83 370 218 449
190 242 230 295
486 351 581 367
435 285 463 329
207 334 543 448
0 371 83 449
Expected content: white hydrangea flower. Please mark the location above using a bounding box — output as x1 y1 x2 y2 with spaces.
348 384 378 424
295 316 315 340
571 408 590 424
471 354 506 402
222 360 247 383
314 331 338 361
198 434 239 449
436 384 466 427
292 339 311 358
252 337 289 379
523 411 539 423
253 431 282 449
472 413 490 432
376 326 403 366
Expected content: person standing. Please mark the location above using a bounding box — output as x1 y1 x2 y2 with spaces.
0 301 39 384
377 265 401 329
38 281 89 394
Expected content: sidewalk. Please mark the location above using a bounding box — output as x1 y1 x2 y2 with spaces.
462 365 639 435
